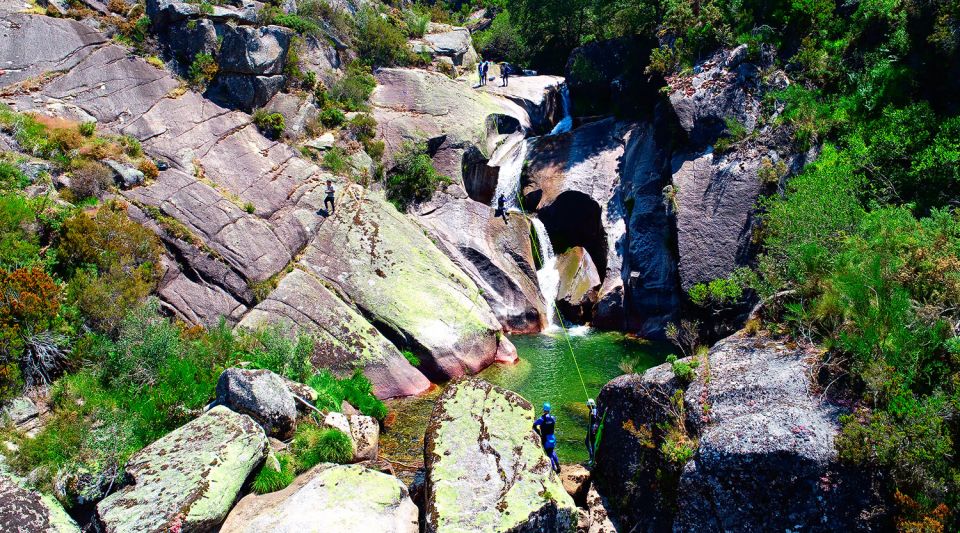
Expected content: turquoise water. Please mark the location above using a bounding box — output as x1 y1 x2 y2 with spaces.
480 328 669 463
381 328 669 477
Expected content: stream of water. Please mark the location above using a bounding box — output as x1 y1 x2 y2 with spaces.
549 83 573 136
531 218 560 328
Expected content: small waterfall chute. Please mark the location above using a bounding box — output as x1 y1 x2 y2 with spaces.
530 218 560 329
491 137 529 211
549 84 573 136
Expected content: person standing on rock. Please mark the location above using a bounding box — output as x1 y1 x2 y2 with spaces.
324 180 336 215
585 398 599 465
478 60 487 86
496 193 508 223
533 402 561 474
500 63 510 87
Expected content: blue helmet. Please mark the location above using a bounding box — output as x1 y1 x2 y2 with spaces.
542 402 551 413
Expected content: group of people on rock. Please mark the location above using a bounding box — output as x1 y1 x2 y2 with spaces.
477 59 510 87
533 399 601 474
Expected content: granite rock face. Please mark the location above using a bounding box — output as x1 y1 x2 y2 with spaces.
594 333 889 531
95 406 267 532
0 471 80 533
221 463 418 533
424 378 577 533
555 246 601 323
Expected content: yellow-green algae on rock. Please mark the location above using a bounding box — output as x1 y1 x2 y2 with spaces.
221 463 418 532
0 464 80 533
95 406 267 532
424 378 576 533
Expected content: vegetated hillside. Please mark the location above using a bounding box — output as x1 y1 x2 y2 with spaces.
481 0 960 526
0 0 957 529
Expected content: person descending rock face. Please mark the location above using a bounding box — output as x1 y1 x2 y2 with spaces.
324 180 335 215
497 193 508 223
533 402 560 474
586 398 599 465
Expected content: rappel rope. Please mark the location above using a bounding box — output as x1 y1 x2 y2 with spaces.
514 190 590 403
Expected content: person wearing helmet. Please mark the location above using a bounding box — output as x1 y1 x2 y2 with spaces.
533 402 560 474
585 399 600 465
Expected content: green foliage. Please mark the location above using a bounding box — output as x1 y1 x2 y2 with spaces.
319 107 345 128
306 368 388 420
290 424 353 472
0 161 30 191
385 141 449 212
251 452 296 494
242 324 314 383
472 10 525 63
78 122 96 137
252 109 285 140
188 52 218 90
322 147 349 175
403 8 430 38
327 63 377 111
665 354 698 383
354 7 413 67
687 278 743 308
401 350 420 367
0 194 41 270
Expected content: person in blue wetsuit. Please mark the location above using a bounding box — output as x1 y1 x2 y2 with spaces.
585 398 599 465
533 402 561 474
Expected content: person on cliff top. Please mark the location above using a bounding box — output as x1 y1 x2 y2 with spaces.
585 398 600 465
324 180 335 215
496 193 508 223
533 402 561 474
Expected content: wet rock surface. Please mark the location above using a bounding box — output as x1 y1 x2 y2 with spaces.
221 463 418 533
95 406 267 532
424 378 577 533
555 246 601 323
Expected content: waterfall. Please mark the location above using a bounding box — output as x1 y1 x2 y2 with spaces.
549 84 573 136
531 218 560 329
491 137 529 210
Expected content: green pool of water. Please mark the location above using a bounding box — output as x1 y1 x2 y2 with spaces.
479 328 669 463
380 328 669 474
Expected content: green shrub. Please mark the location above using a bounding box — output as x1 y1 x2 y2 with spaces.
290 424 353 472
402 350 420 367
354 7 412 67
242 325 314 383
322 147 349 175
404 8 430 38
306 368 387 420
251 452 296 494
328 64 377 111
0 194 40 270
0 161 29 191
319 107 345 128
348 113 377 143
252 109 286 140
78 122 96 137
472 10 524 63
385 142 449 211
188 53 218 90
687 278 743 308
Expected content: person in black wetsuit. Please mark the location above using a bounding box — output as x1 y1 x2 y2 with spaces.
496 193 508 223
533 402 561 473
585 398 599 465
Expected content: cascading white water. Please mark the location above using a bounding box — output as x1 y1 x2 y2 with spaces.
549 83 573 136
531 218 560 329
491 137 529 210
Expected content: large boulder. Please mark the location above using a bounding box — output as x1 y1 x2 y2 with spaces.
239 268 430 399
218 25 293 76
415 190 546 333
668 45 813 290
554 246 601 323
95 406 267 532
522 117 678 335
410 23 477 67
298 185 503 382
371 68 560 184
0 471 80 533
221 463 418 532
215 368 298 439
594 333 889 531
424 378 577 533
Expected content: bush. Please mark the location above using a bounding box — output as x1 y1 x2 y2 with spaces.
687 278 743 308
472 10 525 63
322 147 349 175
290 424 353 472
403 8 430 38
67 160 113 201
252 109 285 140
79 122 96 137
319 107 345 128
0 194 40 270
251 452 296 494
242 325 313 383
0 267 65 390
0 161 29 191
348 113 377 144
188 53 218 90
328 64 377 111
354 7 412 67
385 142 449 211
306 368 387 420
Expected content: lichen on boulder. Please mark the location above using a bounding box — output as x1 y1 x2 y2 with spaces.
95 406 267 533
424 378 576 533
0 471 80 533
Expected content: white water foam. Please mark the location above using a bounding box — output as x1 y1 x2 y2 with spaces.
531 217 560 329
549 83 573 136
491 137 529 210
